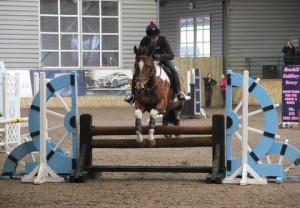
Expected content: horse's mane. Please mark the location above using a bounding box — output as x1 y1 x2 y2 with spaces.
136 45 155 58
136 46 148 56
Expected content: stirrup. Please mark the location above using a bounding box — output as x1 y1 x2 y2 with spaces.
124 94 135 104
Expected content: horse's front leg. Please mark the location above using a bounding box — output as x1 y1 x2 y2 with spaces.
146 109 158 147
135 109 144 143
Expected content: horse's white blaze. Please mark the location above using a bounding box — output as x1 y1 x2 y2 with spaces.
155 64 170 83
139 60 144 73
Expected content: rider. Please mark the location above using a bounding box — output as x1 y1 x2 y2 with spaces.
124 20 186 104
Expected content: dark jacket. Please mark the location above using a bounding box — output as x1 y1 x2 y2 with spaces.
282 45 295 58
204 77 217 91
139 35 174 61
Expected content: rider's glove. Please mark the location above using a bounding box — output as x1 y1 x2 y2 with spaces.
152 54 160 61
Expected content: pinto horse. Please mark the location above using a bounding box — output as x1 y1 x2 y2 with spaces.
133 45 186 147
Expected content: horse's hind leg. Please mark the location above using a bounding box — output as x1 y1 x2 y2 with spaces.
174 110 181 137
147 109 158 147
135 109 144 143
162 115 172 138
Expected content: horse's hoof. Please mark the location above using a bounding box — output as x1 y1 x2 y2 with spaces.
136 140 146 148
146 139 156 147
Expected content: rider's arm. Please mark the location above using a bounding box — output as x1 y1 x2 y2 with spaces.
139 36 148 47
158 36 174 61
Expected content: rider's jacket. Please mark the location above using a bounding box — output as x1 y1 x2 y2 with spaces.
139 35 174 61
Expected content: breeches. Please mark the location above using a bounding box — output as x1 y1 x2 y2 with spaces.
161 60 177 76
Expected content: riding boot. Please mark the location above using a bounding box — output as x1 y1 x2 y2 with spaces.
124 74 136 104
173 75 186 101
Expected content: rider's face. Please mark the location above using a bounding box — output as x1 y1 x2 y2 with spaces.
150 36 159 44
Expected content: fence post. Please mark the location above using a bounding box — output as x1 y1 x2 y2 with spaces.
211 114 226 178
80 114 93 168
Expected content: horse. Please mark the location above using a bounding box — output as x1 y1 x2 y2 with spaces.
133 45 186 147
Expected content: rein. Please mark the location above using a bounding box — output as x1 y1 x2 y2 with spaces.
135 56 162 92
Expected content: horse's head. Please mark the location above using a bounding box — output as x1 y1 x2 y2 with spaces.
133 45 157 94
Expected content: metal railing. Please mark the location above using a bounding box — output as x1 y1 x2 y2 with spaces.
245 57 300 79
245 57 283 79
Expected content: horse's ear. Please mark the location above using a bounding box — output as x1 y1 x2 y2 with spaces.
134 45 138 55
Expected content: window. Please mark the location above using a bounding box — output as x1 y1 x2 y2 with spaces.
40 0 120 68
179 16 210 57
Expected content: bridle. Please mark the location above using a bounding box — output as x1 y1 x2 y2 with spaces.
134 55 162 92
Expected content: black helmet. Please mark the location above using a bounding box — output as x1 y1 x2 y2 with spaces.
146 20 160 37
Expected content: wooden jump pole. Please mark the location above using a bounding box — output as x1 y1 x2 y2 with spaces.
91 136 213 148
0 117 28 124
91 125 212 136
71 113 226 183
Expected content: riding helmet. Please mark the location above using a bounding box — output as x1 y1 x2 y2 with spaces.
146 20 160 36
